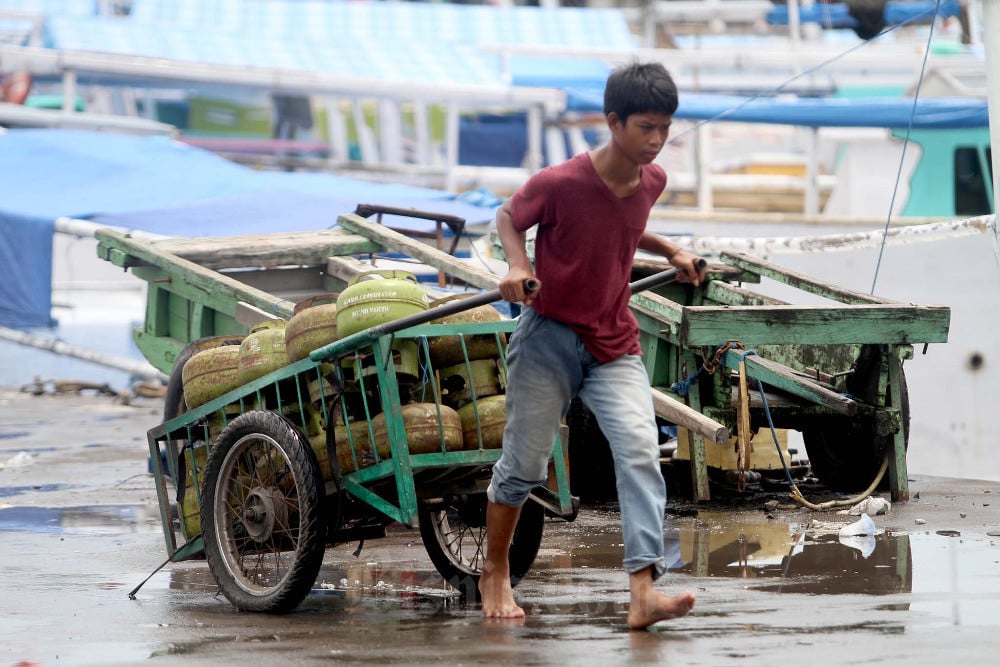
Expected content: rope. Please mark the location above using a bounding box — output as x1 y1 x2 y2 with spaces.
870 0 941 294
669 340 743 395
670 369 701 397
752 373 889 511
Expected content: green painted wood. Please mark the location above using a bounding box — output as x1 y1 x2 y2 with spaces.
133 332 186 375
337 213 502 290
96 229 297 320
887 351 909 501
726 349 857 415
680 349 711 502
630 291 683 326
719 252 895 305
705 280 789 307
152 230 382 270
680 304 950 346
549 431 574 515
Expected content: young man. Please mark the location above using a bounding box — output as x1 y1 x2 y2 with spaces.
480 61 704 630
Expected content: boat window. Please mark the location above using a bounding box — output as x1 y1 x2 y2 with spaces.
954 146 993 215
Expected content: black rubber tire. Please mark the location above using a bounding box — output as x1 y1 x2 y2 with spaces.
417 494 544 602
160 342 196 480
566 399 618 503
803 356 910 492
201 411 326 613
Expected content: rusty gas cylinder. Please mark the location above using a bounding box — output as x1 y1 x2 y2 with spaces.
179 443 209 540
457 394 506 450
181 343 243 409
426 293 507 367
438 359 505 408
285 294 339 362
238 320 289 385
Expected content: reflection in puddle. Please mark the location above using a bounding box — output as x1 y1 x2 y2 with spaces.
164 553 460 606
668 515 912 595
672 531 912 596
0 503 162 534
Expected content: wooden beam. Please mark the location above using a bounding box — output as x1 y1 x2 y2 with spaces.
96 229 298 320
337 214 502 290
705 280 789 306
726 349 857 416
720 252 896 305
680 303 951 346
651 388 730 445
150 229 382 270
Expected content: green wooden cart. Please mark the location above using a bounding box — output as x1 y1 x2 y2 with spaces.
98 209 576 613
97 208 949 611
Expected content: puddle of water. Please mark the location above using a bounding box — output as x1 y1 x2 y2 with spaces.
0 446 56 454
0 503 161 535
0 482 77 498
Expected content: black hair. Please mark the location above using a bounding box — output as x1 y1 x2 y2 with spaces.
603 61 678 124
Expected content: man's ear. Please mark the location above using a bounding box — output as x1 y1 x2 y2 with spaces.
606 111 622 131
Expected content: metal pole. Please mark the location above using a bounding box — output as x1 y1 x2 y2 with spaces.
984 0 1000 201
983 0 1000 273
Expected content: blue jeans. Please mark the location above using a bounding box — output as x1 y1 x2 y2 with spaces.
487 308 668 578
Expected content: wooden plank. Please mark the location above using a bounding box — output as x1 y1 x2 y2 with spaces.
150 229 382 270
681 304 951 346
650 388 729 445
96 229 298 320
236 302 282 328
887 351 909 501
720 251 896 305
705 280 789 307
630 291 684 326
726 349 857 416
337 214 502 290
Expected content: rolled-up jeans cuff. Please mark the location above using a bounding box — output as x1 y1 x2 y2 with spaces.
486 480 534 507
624 557 668 581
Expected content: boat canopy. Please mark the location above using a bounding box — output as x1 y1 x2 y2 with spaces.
565 89 989 129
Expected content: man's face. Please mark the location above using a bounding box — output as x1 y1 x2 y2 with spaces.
614 112 673 164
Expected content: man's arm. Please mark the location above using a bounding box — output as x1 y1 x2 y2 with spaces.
638 230 706 286
496 200 540 304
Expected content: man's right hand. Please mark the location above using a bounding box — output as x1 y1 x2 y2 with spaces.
500 268 540 305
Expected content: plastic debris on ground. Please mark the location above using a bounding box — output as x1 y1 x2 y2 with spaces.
838 495 891 516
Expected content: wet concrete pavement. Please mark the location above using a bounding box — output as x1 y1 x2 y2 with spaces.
2 389 1000 666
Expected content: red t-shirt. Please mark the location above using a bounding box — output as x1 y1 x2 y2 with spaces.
509 152 667 363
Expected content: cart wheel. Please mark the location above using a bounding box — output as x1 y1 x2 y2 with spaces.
566 399 618 503
201 411 326 613
417 494 544 602
160 342 196 480
804 359 910 492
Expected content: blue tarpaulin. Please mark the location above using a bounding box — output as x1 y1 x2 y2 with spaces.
0 129 499 329
564 90 990 129
0 214 54 328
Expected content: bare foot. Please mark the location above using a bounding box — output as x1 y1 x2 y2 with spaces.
627 590 696 630
479 562 524 620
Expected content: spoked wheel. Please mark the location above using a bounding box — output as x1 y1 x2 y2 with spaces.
417 493 544 602
201 411 326 613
